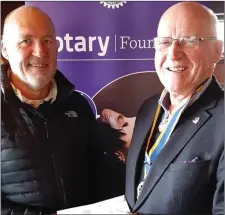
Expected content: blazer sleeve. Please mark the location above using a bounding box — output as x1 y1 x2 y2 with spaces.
212 149 224 215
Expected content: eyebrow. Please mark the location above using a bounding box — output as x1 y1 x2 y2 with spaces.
19 34 33 38
19 34 54 39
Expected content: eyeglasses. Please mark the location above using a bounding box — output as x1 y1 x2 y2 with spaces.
154 36 217 51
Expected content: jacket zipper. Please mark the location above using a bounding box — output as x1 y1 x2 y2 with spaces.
51 153 67 205
35 110 67 205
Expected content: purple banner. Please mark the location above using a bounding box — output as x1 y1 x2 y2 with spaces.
26 1 210 116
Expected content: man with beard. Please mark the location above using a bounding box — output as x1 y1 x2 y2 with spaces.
1 5 98 214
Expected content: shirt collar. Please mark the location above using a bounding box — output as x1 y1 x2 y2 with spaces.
158 76 213 112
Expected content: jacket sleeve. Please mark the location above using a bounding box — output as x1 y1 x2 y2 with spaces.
1 197 45 215
87 120 126 203
212 149 224 215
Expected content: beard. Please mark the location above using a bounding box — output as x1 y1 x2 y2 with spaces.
25 72 56 91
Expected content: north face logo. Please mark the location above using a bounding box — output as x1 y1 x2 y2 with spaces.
65 110 78 118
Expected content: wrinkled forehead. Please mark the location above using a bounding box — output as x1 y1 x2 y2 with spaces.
157 12 215 38
4 11 55 38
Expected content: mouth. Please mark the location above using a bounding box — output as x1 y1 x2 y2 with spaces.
166 66 187 72
119 129 127 137
28 63 48 68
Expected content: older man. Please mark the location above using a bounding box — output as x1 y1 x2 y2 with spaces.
125 2 224 215
1 6 97 214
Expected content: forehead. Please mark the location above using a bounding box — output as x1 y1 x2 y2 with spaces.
157 11 213 38
104 109 119 116
5 12 55 39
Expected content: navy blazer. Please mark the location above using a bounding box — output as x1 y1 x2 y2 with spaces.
125 77 224 215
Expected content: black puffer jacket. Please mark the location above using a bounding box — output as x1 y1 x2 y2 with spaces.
1 64 96 214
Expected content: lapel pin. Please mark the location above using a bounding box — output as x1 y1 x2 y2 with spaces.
192 117 200 124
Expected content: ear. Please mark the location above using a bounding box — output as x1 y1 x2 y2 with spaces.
1 40 9 60
213 40 224 63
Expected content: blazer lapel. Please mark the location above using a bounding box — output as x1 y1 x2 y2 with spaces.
133 108 211 211
126 99 159 209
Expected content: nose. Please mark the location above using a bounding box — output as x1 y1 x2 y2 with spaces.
32 41 48 58
166 40 183 60
109 114 126 130
116 115 127 129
